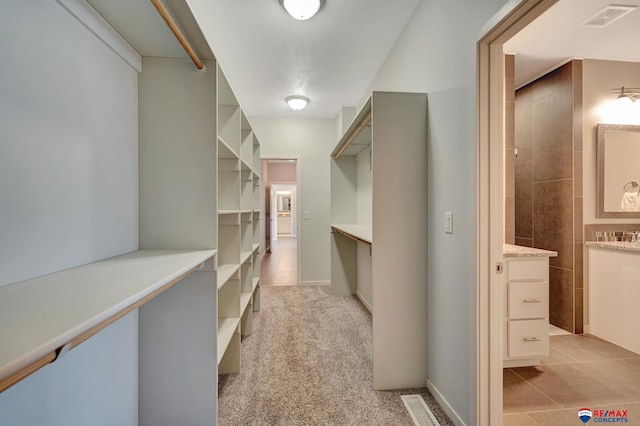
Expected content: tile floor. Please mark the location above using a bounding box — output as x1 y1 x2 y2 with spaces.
504 334 640 425
260 236 298 286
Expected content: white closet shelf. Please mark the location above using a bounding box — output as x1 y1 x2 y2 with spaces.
240 159 252 171
252 277 260 292
240 251 253 265
217 317 240 365
331 224 372 245
217 264 240 289
218 137 239 159
0 249 216 392
240 293 252 314
252 243 260 253
218 210 240 215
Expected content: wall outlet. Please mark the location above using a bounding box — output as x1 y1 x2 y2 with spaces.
444 212 453 234
304 211 310 220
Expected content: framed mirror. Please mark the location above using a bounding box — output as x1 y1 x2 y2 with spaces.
596 123 640 218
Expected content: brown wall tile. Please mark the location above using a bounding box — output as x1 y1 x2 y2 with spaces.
515 160 533 239
532 92 573 182
532 62 573 103
514 237 533 247
575 197 583 243
575 242 583 289
515 86 533 163
575 287 584 334
549 266 574 332
574 150 583 198
533 180 574 270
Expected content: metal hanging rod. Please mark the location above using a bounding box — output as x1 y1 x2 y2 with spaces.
150 0 205 71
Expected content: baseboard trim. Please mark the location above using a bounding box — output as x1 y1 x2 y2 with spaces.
426 378 465 426
300 280 330 286
356 291 372 313
584 325 591 334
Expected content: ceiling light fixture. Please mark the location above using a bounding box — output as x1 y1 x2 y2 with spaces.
280 0 323 21
286 95 309 110
612 87 640 105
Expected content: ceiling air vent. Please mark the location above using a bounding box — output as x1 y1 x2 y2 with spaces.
582 5 637 27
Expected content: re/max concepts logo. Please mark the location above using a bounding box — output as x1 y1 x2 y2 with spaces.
578 408 629 423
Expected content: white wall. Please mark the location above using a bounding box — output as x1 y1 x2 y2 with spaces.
360 0 509 423
0 2 139 424
0 1 138 288
251 117 335 283
582 59 640 224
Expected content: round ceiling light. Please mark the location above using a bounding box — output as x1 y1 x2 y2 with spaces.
286 95 309 110
281 0 322 20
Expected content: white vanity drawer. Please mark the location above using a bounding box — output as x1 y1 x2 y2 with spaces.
508 281 548 319
508 319 549 358
507 259 548 281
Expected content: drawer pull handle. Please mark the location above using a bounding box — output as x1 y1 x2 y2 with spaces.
523 299 543 303
523 337 542 342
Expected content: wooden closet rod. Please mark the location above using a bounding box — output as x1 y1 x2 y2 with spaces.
334 113 372 159
150 0 205 71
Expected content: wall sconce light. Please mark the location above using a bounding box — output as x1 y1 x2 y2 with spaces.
286 95 309 110
612 87 640 106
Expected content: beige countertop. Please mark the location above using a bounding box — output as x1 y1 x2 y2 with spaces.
585 241 640 253
503 244 558 258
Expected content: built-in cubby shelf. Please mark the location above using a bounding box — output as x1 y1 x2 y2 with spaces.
330 91 427 391
216 64 261 375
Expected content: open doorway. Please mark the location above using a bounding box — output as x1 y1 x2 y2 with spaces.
479 0 640 423
260 158 301 286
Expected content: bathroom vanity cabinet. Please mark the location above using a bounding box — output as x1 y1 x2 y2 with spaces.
587 242 640 354
503 244 557 368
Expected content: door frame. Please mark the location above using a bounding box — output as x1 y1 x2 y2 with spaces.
261 155 302 286
476 0 558 423
271 183 297 239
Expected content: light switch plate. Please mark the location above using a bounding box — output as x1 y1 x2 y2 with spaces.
444 212 453 234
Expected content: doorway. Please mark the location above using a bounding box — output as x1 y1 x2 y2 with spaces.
479 0 640 423
261 158 301 286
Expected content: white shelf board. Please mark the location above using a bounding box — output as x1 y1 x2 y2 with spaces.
331 224 373 244
217 317 240 365
240 158 251 171
240 293 252 314
252 243 260 253
0 249 216 385
240 251 253 265
252 277 260 292
219 210 240 215
217 263 240 289
218 137 239 159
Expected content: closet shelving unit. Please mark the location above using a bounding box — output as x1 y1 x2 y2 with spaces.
216 66 261 374
330 91 428 390
0 1 260 424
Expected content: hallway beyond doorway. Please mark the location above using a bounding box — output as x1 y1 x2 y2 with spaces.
261 237 297 286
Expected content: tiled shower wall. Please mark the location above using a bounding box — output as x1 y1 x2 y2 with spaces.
514 61 584 334
505 55 515 244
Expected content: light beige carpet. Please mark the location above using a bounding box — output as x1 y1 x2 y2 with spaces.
218 285 453 425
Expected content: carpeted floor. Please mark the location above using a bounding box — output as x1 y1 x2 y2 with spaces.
218 285 453 425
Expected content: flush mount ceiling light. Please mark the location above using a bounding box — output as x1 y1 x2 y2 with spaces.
286 95 309 110
280 0 323 20
612 87 640 105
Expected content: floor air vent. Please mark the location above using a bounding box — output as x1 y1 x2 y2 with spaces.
401 395 441 426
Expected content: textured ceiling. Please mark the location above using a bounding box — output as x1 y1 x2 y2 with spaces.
193 0 421 118
505 0 640 88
